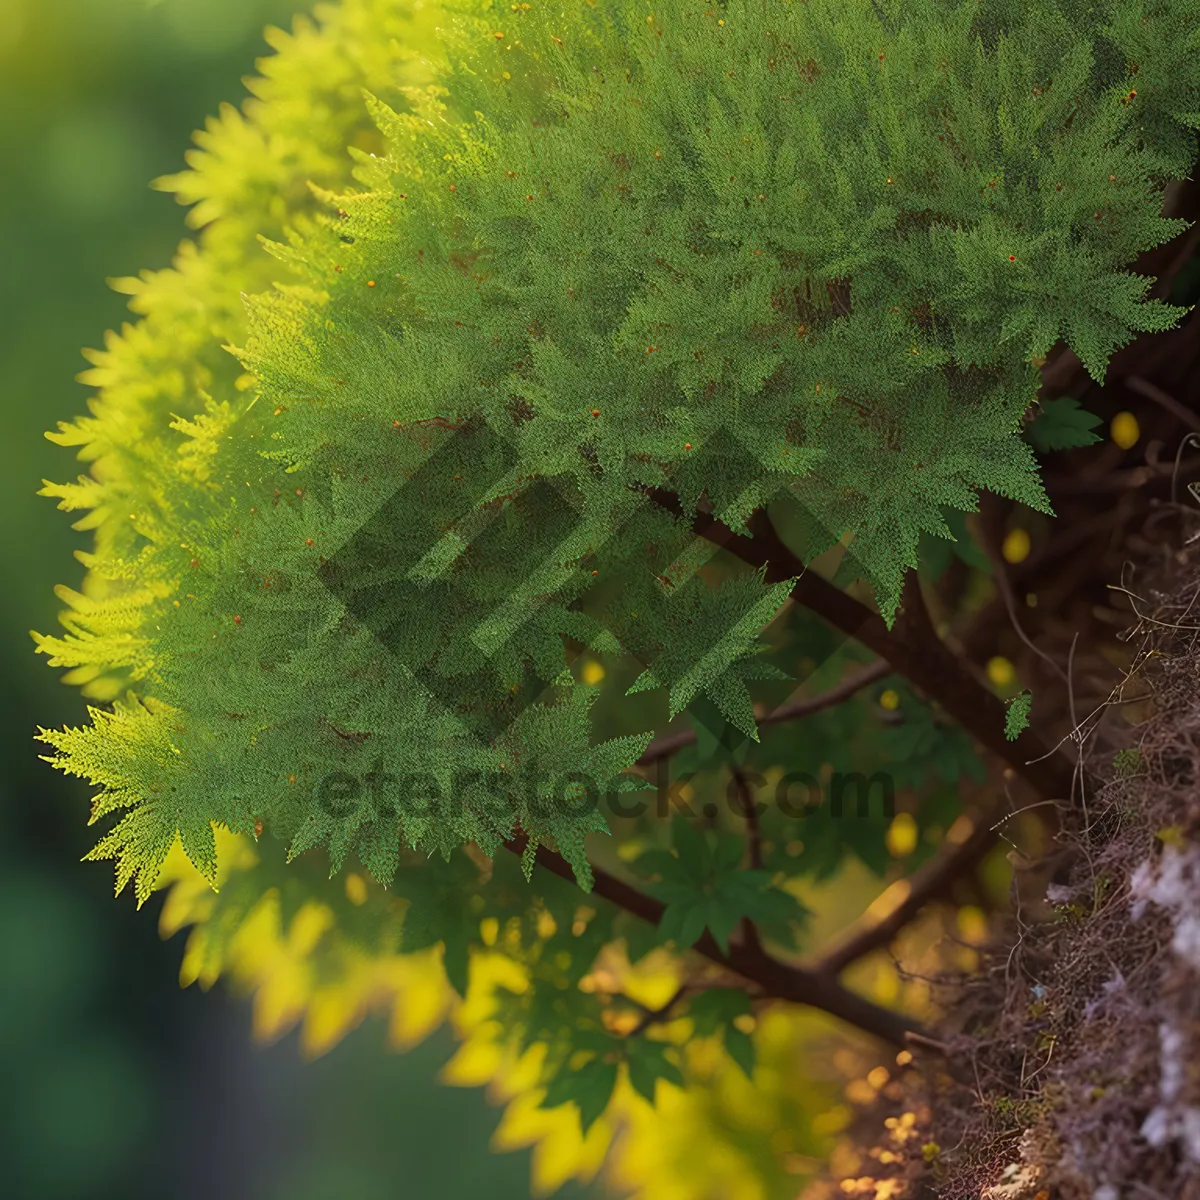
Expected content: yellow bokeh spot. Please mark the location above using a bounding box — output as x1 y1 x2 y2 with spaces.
812 1105 852 1136
956 905 989 945
1110 410 1139 449
580 659 605 686
344 873 368 906
480 916 500 946
885 812 918 858
878 688 899 711
986 656 1015 687
1001 527 1030 564
603 1008 641 1035
869 965 900 1006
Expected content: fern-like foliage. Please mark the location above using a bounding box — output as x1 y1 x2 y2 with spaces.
36 0 1200 922
36 0 450 700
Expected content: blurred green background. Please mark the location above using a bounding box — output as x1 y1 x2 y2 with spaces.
0 1 596 1196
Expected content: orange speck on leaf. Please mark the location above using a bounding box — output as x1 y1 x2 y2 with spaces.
234 615 243 625
367 279 376 286
306 538 314 546
189 558 199 567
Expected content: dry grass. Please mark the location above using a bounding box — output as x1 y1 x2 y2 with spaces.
921 513 1200 1199
824 511 1200 1200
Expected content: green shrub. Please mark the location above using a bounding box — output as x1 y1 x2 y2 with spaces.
32 0 1200 1191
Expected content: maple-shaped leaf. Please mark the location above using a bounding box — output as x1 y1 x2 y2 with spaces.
1025 397 1104 453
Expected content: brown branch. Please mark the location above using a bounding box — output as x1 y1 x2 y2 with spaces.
814 801 1007 976
647 492 1083 803
626 983 693 1037
502 834 925 1047
636 659 892 767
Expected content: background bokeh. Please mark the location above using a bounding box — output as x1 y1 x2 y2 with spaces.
0 1 597 1196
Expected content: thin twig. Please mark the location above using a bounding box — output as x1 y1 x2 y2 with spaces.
731 766 764 870
646 490 1084 803
627 983 692 1037
904 1030 952 1055
978 494 1070 686
1124 374 1200 434
1171 432 1200 506
502 833 927 1047
1044 457 1200 495
815 800 1009 976
636 659 891 767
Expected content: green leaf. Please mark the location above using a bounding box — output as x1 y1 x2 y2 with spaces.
1025 397 1104 453
542 1057 619 1134
724 1027 756 1078
632 848 689 884
626 1040 684 1104
660 899 711 950
441 935 471 999
705 901 744 955
712 832 745 876
641 817 810 951
689 709 725 765
1005 689 1033 741
687 988 752 1036
943 507 992 574
671 816 713 883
